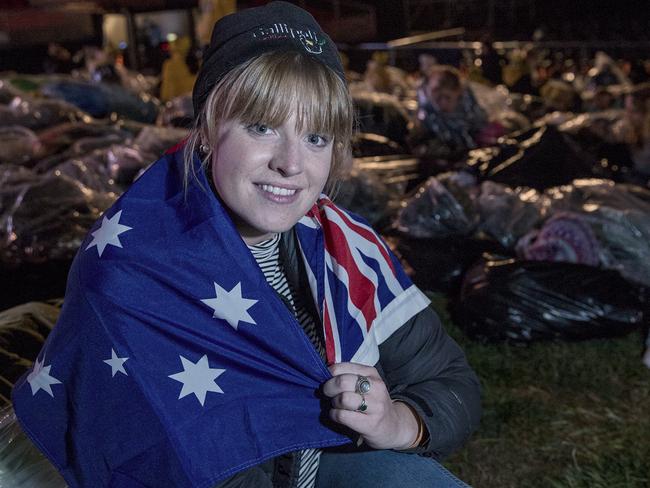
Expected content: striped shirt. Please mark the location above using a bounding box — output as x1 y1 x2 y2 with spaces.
249 233 324 488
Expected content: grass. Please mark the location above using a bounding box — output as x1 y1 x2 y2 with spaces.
426 294 650 488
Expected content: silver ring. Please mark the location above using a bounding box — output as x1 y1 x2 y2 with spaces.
357 395 368 413
355 375 371 395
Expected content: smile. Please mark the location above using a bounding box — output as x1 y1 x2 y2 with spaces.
259 184 297 196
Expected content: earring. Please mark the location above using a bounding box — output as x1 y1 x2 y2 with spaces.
199 144 210 154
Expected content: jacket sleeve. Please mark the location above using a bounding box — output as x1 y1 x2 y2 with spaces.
377 304 481 459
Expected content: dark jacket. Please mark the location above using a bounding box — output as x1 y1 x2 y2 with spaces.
218 229 482 487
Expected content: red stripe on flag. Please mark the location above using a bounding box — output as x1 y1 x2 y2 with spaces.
323 305 336 365
325 202 396 275
322 220 377 332
306 204 323 226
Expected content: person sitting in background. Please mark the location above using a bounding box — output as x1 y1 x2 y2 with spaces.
410 53 437 87
43 43 76 74
539 79 579 113
409 64 488 161
363 57 392 94
160 36 198 102
502 48 538 95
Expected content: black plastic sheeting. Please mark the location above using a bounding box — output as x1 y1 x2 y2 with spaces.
454 256 648 343
465 125 599 190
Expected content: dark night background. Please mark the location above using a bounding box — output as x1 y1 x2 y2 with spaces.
0 0 650 73
371 0 650 41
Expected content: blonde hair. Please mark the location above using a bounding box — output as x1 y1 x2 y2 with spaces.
184 50 354 194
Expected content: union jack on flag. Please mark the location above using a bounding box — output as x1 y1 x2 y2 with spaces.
298 198 430 366
12 149 429 487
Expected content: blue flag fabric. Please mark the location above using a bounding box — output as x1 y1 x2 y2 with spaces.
12 148 429 487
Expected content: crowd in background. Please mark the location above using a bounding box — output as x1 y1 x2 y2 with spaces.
341 44 650 180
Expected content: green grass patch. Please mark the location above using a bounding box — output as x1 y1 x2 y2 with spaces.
426 294 650 488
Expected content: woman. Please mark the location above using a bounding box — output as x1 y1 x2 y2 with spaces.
11 3 481 487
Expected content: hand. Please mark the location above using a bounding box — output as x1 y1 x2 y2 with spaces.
322 362 420 450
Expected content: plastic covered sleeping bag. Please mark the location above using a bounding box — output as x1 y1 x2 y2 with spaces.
337 154 420 227
516 211 600 266
454 255 647 342
48 157 117 194
0 172 116 264
0 127 42 165
32 123 182 190
476 181 546 249
0 97 87 131
395 172 544 249
34 122 133 170
541 179 650 287
395 172 479 239
392 173 497 292
42 143 153 193
41 79 159 123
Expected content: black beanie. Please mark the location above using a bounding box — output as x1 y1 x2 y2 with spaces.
192 1 345 115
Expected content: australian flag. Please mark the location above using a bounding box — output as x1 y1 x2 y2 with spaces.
12 148 430 487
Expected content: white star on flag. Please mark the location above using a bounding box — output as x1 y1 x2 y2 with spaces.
86 210 132 257
168 355 225 406
201 282 258 330
27 357 62 397
103 349 129 377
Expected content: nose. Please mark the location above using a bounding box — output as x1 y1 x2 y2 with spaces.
269 136 304 177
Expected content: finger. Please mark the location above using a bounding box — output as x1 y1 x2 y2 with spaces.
331 391 366 412
329 407 373 432
328 362 377 378
322 373 360 398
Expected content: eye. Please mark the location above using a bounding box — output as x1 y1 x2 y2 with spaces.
306 133 329 147
247 123 272 135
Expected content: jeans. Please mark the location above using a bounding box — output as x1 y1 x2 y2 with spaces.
215 449 470 487
316 450 471 488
